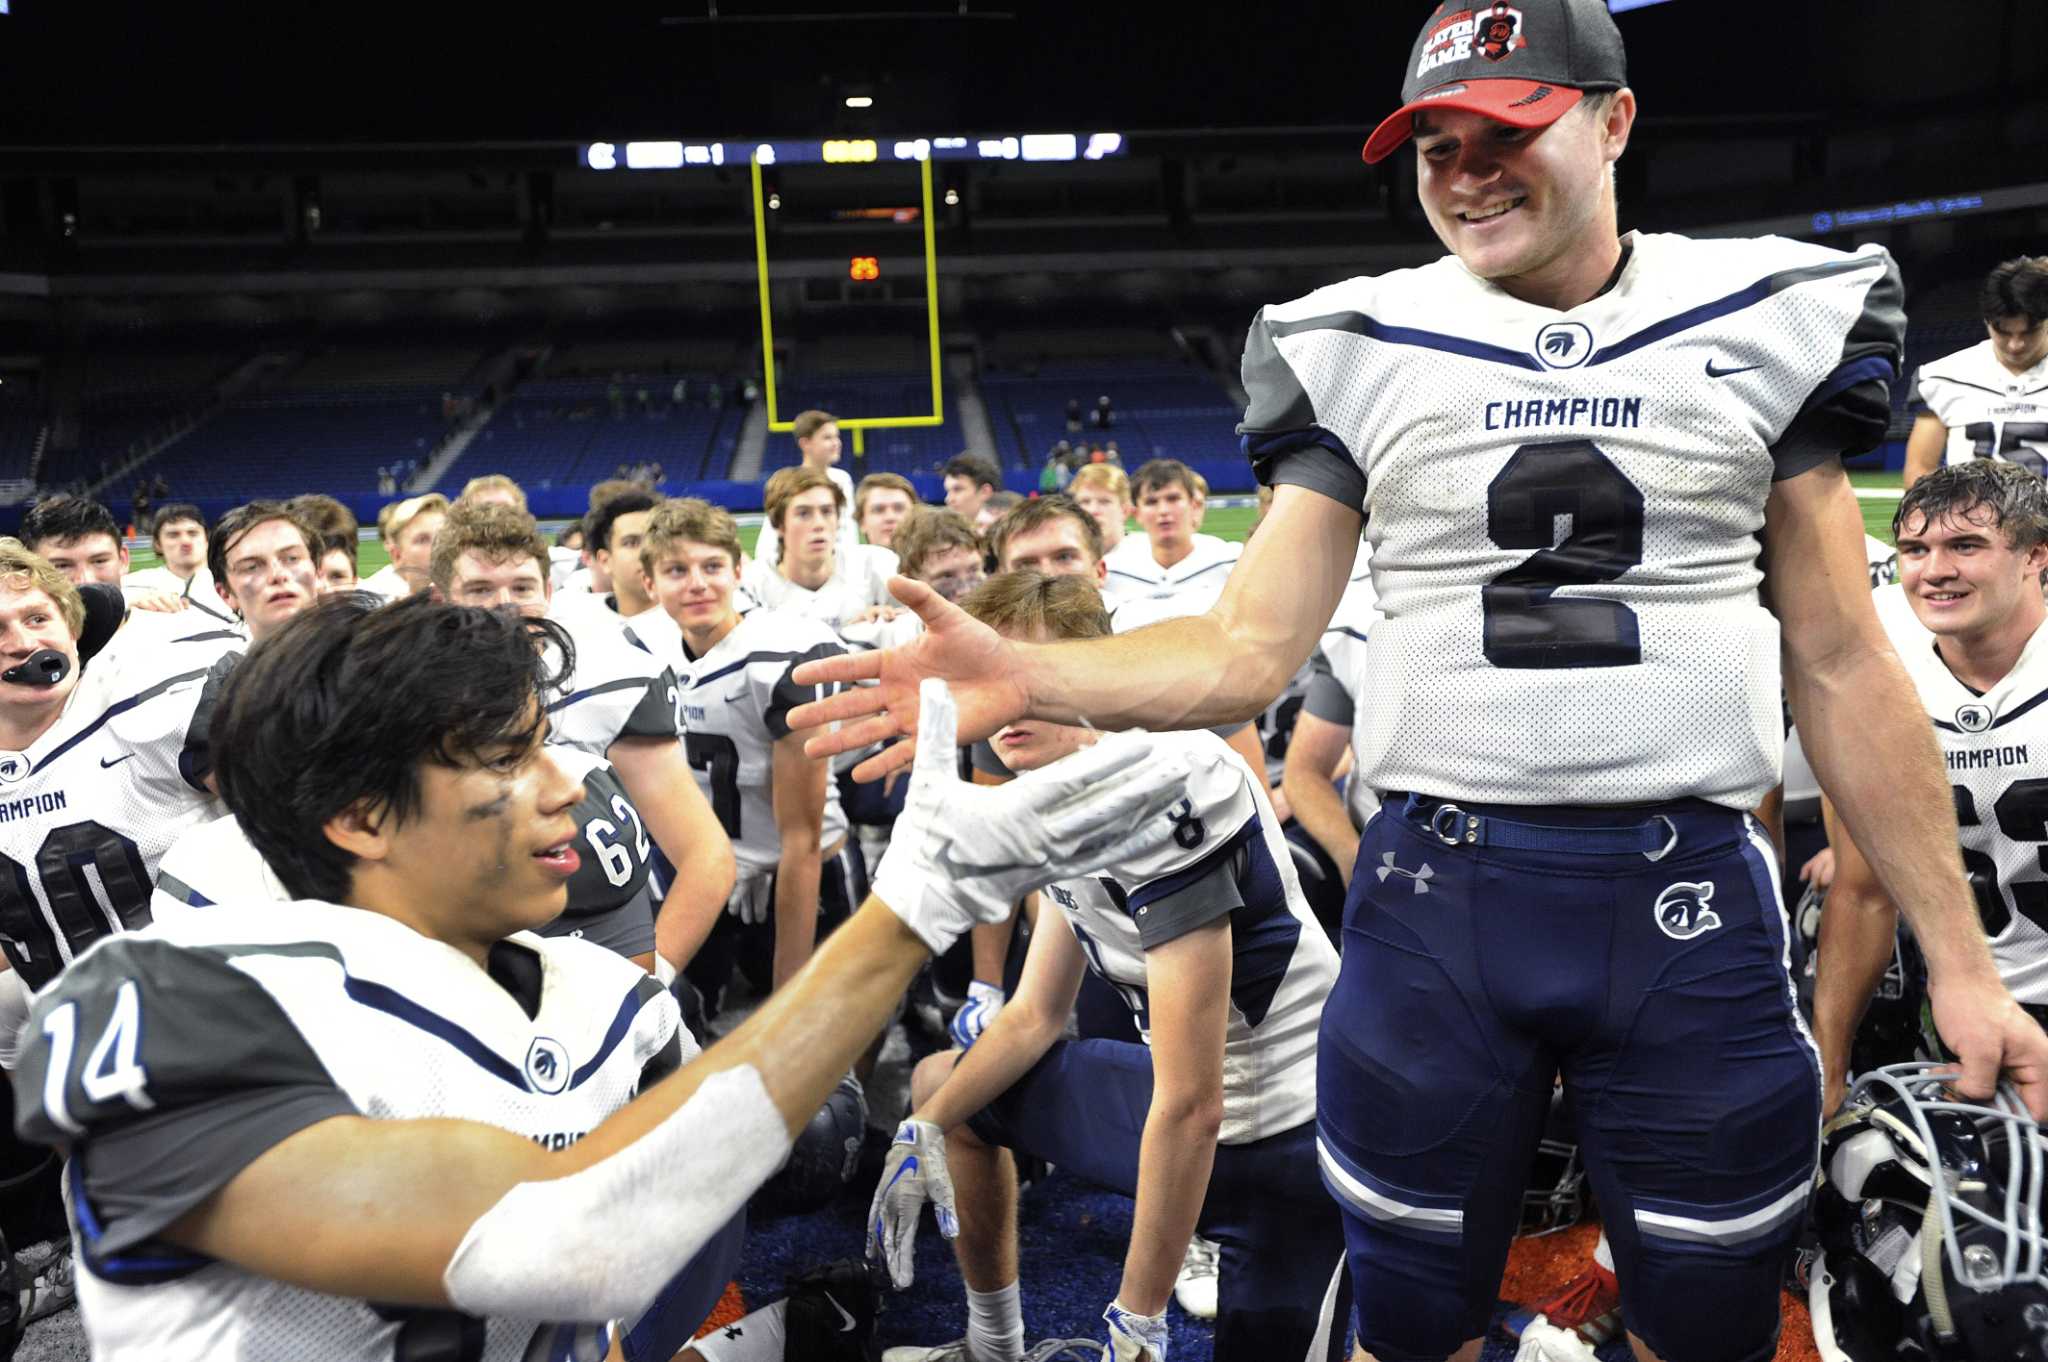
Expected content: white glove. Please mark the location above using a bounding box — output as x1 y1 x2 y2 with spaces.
867 1118 957 1289
873 678 1195 955
724 867 773 925
1105 1300 1170 1362
948 981 1005 1049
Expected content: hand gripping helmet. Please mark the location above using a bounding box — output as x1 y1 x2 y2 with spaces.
1809 1063 2048 1362
1523 1086 1590 1236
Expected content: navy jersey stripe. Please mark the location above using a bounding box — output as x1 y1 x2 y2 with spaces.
31 667 210 776
548 676 656 713
685 650 812 691
1267 310 1542 371
1585 254 1886 367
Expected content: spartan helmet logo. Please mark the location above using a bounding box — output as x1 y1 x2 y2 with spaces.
524 1037 571 1095
1955 703 1994 733
1477 4 1527 61
0 754 23 784
1653 881 1722 941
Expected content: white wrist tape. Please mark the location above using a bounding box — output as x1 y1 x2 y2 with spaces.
443 1063 790 1321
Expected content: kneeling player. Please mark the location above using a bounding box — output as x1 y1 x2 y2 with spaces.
871 572 1344 1362
11 593 1197 1362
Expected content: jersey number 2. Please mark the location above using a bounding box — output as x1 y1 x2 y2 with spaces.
1483 439 1645 669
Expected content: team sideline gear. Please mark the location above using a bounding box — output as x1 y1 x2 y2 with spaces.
1910 338 2048 474
1875 585 2048 1003
871 680 1197 956
1808 1063 2048 1362
869 1117 959 1289
671 607 849 872
948 980 1005 1049
1245 232 1904 811
10 900 751 1360
1103 1301 1168 1362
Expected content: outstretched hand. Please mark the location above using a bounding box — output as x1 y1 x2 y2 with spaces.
788 576 1031 780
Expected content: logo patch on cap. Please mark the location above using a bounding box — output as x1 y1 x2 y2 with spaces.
1477 4 1527 62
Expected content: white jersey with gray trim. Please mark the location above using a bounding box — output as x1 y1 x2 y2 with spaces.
1037 729 1336 1144
0 647 223 996
13 904 683 1362
1100 532 1241 609
1241 231 1904 809
543 596 678 757
1876 586 2048 1004
739 544 899 628
1910 339 2048 475
671 608 847 872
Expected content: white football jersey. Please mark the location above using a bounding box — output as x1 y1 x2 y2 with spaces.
740 545 899 628
356 562 409 601
1876 587 2048 1003
671 609 848 871
1242 231 1904 809
120 566 229 620
751 465 861 569
14 903 684 1361
0 651 223 993
1100 532 1242 609
1910 339 2048 475
543 598 678 758
1037 730 1336 1144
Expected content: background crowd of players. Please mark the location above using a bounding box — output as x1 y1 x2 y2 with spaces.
0 244 2042 1362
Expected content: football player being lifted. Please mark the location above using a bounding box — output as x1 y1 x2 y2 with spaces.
787 2 2048 1359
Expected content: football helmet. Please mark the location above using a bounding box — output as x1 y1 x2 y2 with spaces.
758 1073 869 1214
1809 1062 2048 1362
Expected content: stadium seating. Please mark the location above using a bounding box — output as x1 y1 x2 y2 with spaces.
765 371 965 477
981 361 1242 468
445 373 742 492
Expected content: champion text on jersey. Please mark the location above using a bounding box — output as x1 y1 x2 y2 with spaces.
0 790 65 822
1949 744 2029 772
1484 395 1643 431
1653 881 1721 941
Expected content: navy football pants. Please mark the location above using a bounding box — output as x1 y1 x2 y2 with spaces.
1320 798 1818 1362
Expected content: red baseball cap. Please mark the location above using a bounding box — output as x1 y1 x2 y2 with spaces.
1363 0 1628 165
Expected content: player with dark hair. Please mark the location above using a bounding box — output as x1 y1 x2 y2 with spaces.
428 501 736 977
1903 255 2048 487
788 4 2048 1359
11 590 1198 1361
20 496 129 590
578 489 664 621
1100 460 1242 608
942 454 1002 524
123 504 217 611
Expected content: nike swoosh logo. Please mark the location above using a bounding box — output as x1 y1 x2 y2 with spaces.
99 754 136 768
1705 360 1761 378
824 1291 857 1333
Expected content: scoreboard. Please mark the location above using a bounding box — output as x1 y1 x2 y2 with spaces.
581 132 1126 171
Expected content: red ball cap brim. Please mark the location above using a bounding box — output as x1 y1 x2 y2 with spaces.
1361 79 1586 164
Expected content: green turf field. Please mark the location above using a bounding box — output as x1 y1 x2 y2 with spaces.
123 472 1908 573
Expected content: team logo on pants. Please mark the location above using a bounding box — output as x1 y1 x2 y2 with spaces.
1653 881 1721 941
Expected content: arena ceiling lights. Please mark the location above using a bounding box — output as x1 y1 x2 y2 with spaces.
580 132 1125 171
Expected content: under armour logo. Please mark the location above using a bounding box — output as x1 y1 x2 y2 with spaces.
1376 852 1434 894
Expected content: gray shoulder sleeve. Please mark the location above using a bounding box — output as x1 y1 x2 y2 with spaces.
1771 252 1907 480
970 738 1009 778
1128 840 1251 951
12 937 358 1255
1238 308 1366 509
1303 668 1355 727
